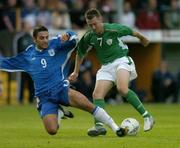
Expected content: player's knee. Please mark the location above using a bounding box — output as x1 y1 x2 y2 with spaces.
92 91 97 98
48 131 57 135
117 85 128 96
93 91 102 99
47 128 58 135
46 126 58 135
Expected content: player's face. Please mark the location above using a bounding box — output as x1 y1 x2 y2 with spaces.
86 16 103 34
34 31 49 49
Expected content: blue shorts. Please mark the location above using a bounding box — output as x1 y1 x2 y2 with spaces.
36 84 70 118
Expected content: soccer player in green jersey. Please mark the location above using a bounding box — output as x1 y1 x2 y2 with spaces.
69 8 154 137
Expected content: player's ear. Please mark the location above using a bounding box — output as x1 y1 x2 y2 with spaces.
33 37 37 43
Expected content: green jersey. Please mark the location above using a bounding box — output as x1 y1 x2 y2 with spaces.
77 23 133 65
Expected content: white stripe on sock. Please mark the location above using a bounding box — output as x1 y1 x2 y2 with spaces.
142 111 148 117
58 110 64 125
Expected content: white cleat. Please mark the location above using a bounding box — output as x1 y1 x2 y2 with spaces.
144 116 155 132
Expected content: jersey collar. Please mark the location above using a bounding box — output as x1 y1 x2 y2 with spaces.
35 46 44 52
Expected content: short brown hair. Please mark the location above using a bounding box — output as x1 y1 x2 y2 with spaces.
33 25 48 38
85 8 102 20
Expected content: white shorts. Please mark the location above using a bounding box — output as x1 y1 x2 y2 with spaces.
96 56 137 83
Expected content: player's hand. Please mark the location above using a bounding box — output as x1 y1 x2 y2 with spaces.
61 34 70 43
140 37 149 47
66 31 77 38
68 72 78 82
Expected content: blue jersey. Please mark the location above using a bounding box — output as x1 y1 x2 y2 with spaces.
0 32 77 97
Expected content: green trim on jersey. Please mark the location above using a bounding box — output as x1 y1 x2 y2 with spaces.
77 23 133 65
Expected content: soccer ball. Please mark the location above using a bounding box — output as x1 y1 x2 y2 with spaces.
121 118 140 136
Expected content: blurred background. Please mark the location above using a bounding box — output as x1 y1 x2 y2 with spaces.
0 0 180 105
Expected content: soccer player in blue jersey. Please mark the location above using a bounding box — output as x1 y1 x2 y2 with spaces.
0 25 127 137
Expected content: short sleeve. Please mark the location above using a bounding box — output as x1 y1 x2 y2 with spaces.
77 31 92 58
110 23 133 36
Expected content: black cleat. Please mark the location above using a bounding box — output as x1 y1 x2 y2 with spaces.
59 105 74 119
87 127 107 137
63 110 74 118
116 127 128 137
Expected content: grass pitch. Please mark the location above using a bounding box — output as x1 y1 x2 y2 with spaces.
0 103 180 148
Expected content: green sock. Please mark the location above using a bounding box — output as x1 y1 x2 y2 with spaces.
125 89 150 117
93 99 105 127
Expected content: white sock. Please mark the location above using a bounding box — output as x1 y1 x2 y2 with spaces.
93 107 119 132
58 109 64 125
142 111 148 117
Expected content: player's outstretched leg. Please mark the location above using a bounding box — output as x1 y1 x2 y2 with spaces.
92 106 128 137
68 88 128 137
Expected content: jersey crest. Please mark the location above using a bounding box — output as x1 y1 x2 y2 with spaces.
48 49 55 56
106 39 112 45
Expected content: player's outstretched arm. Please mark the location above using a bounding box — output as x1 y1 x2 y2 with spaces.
132 30 150 47
0 53 26 72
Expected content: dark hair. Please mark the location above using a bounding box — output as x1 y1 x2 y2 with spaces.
85 8 102 20
33 25 48 38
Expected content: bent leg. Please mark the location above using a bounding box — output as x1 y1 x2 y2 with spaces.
42 114 58 135
38 102 59 135
68 88 126 137
116 69 148 116
116 69 154 131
